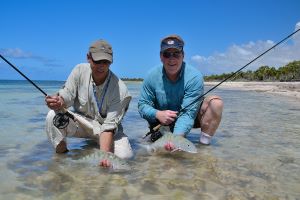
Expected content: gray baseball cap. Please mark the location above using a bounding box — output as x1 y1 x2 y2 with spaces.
89 39 113 62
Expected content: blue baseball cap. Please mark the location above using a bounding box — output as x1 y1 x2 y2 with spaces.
160 34 184 52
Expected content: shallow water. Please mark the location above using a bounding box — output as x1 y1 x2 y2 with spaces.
0 80 299 200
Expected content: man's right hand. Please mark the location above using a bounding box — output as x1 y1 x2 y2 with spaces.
164 141 175 151
156 110 178 125
99 159 111 168
45 95 64 110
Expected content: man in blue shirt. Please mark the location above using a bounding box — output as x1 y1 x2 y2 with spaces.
138 34 223 147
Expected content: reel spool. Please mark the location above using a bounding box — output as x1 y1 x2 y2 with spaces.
53 111 75 129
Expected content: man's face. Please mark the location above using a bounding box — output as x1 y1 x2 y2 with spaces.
160 48 184 80
88 55 111 77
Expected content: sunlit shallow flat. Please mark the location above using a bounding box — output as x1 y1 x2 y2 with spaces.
0 80 299 199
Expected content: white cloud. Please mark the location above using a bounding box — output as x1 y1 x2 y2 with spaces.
0 48 62 67
0 48 33 58
191 22 300 75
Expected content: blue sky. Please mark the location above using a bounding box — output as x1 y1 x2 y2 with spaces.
1 0 299 80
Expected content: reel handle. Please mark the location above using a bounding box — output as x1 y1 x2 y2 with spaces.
142 124 162 139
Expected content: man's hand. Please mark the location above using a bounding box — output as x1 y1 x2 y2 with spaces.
99 159 111 168
45 95 64 110
156 110 178 125
164 141 176 151
164 134 184 152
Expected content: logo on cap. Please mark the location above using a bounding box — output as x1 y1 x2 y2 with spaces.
167 40 175 45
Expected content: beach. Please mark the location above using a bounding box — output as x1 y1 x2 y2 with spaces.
205 81 300 99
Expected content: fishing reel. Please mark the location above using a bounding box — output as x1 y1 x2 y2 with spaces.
142 123 176 142
143 124 163 142
150 130 163 142
53 111 75 129
143 129 162 142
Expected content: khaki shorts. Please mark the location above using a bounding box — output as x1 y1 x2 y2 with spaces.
193 112 201 128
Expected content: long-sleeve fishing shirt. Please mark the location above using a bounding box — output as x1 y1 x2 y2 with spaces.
138 62 204 135
58 63 131 136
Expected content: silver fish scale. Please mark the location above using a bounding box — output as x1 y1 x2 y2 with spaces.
76 150 131 171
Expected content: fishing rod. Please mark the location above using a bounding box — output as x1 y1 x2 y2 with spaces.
146 28 300 137
0 54 47 96
0 54 75 129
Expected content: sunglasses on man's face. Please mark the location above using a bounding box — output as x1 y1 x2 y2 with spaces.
162 51 182 59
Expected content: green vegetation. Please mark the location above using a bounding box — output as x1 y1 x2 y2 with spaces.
204 60 300 82
121 77 143 81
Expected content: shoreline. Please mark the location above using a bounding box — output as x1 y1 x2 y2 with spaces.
204 81 300 99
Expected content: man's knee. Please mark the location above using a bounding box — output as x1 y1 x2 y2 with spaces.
114 136 133 159
206 95 223 114
46 110 56 123
212 97 223 113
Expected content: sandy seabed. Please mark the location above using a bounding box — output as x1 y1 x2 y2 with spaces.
205 81 300 99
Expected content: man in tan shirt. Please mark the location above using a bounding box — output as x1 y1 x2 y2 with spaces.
45 39 133 167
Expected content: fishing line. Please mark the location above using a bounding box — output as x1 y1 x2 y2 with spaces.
0 54 74 129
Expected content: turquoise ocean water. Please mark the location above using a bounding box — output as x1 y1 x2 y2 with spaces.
0 80 299 199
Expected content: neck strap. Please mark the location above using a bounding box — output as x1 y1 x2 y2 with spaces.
92 72 112 115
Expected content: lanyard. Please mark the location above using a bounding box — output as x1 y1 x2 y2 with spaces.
92 72 112 115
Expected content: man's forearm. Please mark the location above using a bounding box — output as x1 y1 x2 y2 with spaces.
99 131 114 152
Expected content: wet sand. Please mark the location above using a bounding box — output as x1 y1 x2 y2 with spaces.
205 81 300 99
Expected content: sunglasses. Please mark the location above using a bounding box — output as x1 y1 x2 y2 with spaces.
89 53 111 65
162 51 182 59
93 59 110 65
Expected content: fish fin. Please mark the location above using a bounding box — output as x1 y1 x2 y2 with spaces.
171 148 180 153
